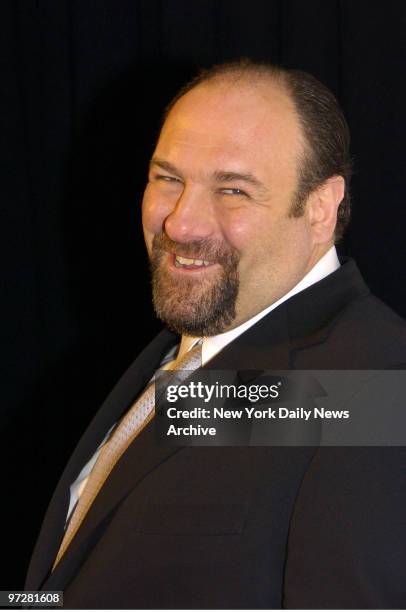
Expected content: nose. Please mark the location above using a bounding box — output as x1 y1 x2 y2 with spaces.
164 185 215 244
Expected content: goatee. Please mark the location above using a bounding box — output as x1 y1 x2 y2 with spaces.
150 233 240 336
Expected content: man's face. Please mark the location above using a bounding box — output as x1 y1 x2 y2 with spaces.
142 78 319 336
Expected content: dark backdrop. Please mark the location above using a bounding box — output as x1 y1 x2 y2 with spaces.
1 0 405 589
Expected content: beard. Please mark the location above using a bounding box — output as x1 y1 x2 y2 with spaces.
150 232 240 336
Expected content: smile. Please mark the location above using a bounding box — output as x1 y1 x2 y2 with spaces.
174 254 213 269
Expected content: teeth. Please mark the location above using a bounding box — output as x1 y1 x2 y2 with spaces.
175 255 211 267
177 256 195 265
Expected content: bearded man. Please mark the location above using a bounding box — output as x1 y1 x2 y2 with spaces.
26 60 406 609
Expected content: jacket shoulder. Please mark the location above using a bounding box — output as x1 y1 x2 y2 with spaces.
300 293 406 369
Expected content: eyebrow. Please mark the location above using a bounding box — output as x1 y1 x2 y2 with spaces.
212 170 266 191
150 158 180 175
150 158 268 194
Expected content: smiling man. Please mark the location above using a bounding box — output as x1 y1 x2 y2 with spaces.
143 68 345 336
26 60 406 609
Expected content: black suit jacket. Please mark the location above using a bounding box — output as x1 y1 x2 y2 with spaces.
26 259 406 608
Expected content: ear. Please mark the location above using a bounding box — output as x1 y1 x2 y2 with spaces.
307 175 345 244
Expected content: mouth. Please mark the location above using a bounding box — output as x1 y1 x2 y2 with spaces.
174 253 213 268
169 253 218 272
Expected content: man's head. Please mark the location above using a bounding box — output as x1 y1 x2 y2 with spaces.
142 60 352 336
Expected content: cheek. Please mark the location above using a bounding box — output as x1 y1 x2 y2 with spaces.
217 208 260 252
222 211 296 271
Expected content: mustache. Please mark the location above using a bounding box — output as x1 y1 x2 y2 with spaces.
151 232 239 266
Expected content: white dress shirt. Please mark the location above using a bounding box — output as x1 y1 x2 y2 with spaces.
66 246 340 522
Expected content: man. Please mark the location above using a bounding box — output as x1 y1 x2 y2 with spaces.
26 60 406 608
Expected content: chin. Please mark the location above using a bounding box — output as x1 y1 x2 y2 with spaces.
154 304 237 337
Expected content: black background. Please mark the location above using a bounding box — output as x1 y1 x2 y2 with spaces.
1 0 405 588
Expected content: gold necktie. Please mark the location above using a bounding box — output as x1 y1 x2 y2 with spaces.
53 340 202 570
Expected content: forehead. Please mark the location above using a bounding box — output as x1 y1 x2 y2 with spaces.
155 78 304 179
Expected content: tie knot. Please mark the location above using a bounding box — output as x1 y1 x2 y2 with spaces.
174 339 203 372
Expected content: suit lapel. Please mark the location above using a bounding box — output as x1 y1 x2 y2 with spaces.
204 302 291 371
42 417 182 591
26 329 178 590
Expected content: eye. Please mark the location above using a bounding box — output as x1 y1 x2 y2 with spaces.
154 174 182 184
219 187 249 197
